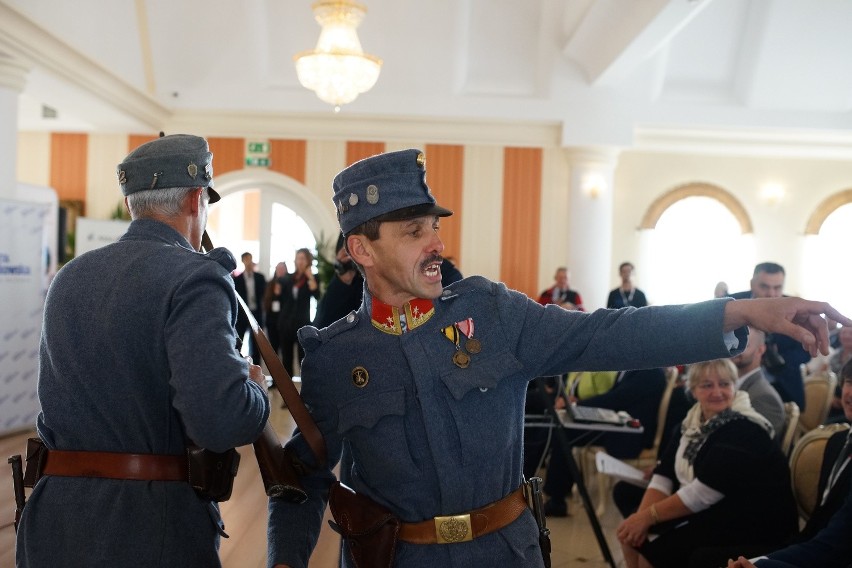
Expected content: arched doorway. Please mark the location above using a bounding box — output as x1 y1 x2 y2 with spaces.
207 169 339 277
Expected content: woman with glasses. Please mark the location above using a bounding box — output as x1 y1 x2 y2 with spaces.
616 358 797 568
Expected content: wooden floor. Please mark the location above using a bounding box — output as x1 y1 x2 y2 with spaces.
1 389 625 567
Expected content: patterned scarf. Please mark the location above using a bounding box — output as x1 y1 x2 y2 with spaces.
675 391 774 483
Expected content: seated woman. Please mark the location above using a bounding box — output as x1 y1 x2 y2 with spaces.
617 358 797 568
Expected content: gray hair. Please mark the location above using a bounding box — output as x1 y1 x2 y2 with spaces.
126 186 207 219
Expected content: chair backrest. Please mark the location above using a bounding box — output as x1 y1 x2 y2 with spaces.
789 423 850 520
779 401 800 456
798 371 838 434
648 367 679 457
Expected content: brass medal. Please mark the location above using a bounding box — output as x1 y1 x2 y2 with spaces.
465 338 481 354
453 350 470 368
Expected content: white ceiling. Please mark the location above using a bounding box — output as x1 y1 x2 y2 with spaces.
3 0 852 155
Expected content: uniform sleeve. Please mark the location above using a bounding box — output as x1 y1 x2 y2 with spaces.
267 344 342 568
489 280 746 379
166 257 270 452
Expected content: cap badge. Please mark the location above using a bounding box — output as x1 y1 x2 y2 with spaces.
352 366 369 388
366 184 379 204
416 152 425 168
117 169 127 184
187 163 198 179
150 171 162 190
204 163 212 180
349 193 359 206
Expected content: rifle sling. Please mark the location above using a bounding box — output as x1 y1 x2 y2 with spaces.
202 231 327 468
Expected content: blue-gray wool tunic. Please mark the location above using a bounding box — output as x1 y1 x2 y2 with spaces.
268 276 746 568
16 219 270 567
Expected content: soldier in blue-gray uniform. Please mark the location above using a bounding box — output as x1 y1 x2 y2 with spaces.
267 149 847 568
16 134 270 567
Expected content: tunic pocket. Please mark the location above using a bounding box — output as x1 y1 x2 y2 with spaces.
336 387 420 479
439 350 525 466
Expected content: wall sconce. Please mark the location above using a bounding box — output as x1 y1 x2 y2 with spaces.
294 0 383 112
582 174 606 199
760 183 785 205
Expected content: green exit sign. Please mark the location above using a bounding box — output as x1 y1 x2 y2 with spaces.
245 156 270 167
247 141 269 154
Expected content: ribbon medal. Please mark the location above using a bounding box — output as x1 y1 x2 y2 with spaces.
441 323 470 368
441 318 479 368
456 318 480 354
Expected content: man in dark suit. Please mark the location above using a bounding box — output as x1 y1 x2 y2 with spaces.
726 360 852 568
731 262 811 410
798 360 852 541
733 326 786 443
542 367 667 516
233 251 266 362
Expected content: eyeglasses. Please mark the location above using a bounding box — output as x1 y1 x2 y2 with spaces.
696 380 734 390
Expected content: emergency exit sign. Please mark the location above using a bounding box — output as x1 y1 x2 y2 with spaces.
247 142 269 153
245 140 271 168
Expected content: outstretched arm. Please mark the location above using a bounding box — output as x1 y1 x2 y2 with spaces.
723 297 852 357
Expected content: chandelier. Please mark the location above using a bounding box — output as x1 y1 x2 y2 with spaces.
294 0 383 111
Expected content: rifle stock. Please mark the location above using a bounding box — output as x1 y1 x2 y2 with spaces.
253 417 309 503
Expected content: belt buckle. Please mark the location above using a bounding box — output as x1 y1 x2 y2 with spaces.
434 513 473 544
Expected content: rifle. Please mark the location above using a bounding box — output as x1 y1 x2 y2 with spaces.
201 232 327 502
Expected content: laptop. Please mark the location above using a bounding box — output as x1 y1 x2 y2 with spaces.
567 404 627 426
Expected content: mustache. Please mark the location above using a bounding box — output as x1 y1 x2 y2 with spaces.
420 255 444 271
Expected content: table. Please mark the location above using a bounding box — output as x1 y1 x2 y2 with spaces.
525 408 643 568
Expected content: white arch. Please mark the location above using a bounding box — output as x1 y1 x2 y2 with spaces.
212 169 339 268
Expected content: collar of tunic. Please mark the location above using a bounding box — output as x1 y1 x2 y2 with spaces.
370 296 435 335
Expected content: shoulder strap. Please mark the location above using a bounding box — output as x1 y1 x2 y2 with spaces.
202 231 327 468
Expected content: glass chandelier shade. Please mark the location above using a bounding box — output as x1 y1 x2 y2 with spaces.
294 1 383 108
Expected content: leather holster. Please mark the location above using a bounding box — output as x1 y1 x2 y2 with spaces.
328 481 401 568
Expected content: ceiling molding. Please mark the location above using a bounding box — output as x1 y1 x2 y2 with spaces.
164 110 563 147
0 2 168 128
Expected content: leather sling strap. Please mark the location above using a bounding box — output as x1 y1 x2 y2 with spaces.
201 231 327 468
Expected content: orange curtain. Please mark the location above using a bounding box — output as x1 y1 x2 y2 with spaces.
269 139 306 184
346 141 385 165
424 144 463 268
500 147 542 297
207 137 246 175
50 133 88 204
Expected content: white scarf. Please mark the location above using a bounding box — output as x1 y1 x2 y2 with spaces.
674 391 774 484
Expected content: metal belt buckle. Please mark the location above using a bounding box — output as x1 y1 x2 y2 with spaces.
434 513 473 544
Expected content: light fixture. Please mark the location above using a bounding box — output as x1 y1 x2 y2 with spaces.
294 0 383 111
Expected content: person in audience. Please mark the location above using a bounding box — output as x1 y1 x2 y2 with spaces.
266 148 847 568
542 368 668 517
234 251 267 361
794 358 852 542
731 262 811 410
826 325 852 423
15 134 270 566
726 486 852 567
312 234 364 329
715 281 730 298
732 327 786 443
538 266 584 311
277 247 320 376
607 262 648 308
263 261 288 358
617 359 797 568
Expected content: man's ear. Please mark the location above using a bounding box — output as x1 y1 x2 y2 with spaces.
347 234 375 268
187 187 203 216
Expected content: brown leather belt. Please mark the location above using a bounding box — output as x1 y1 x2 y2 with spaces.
43 448 188 481
398 487 528 545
